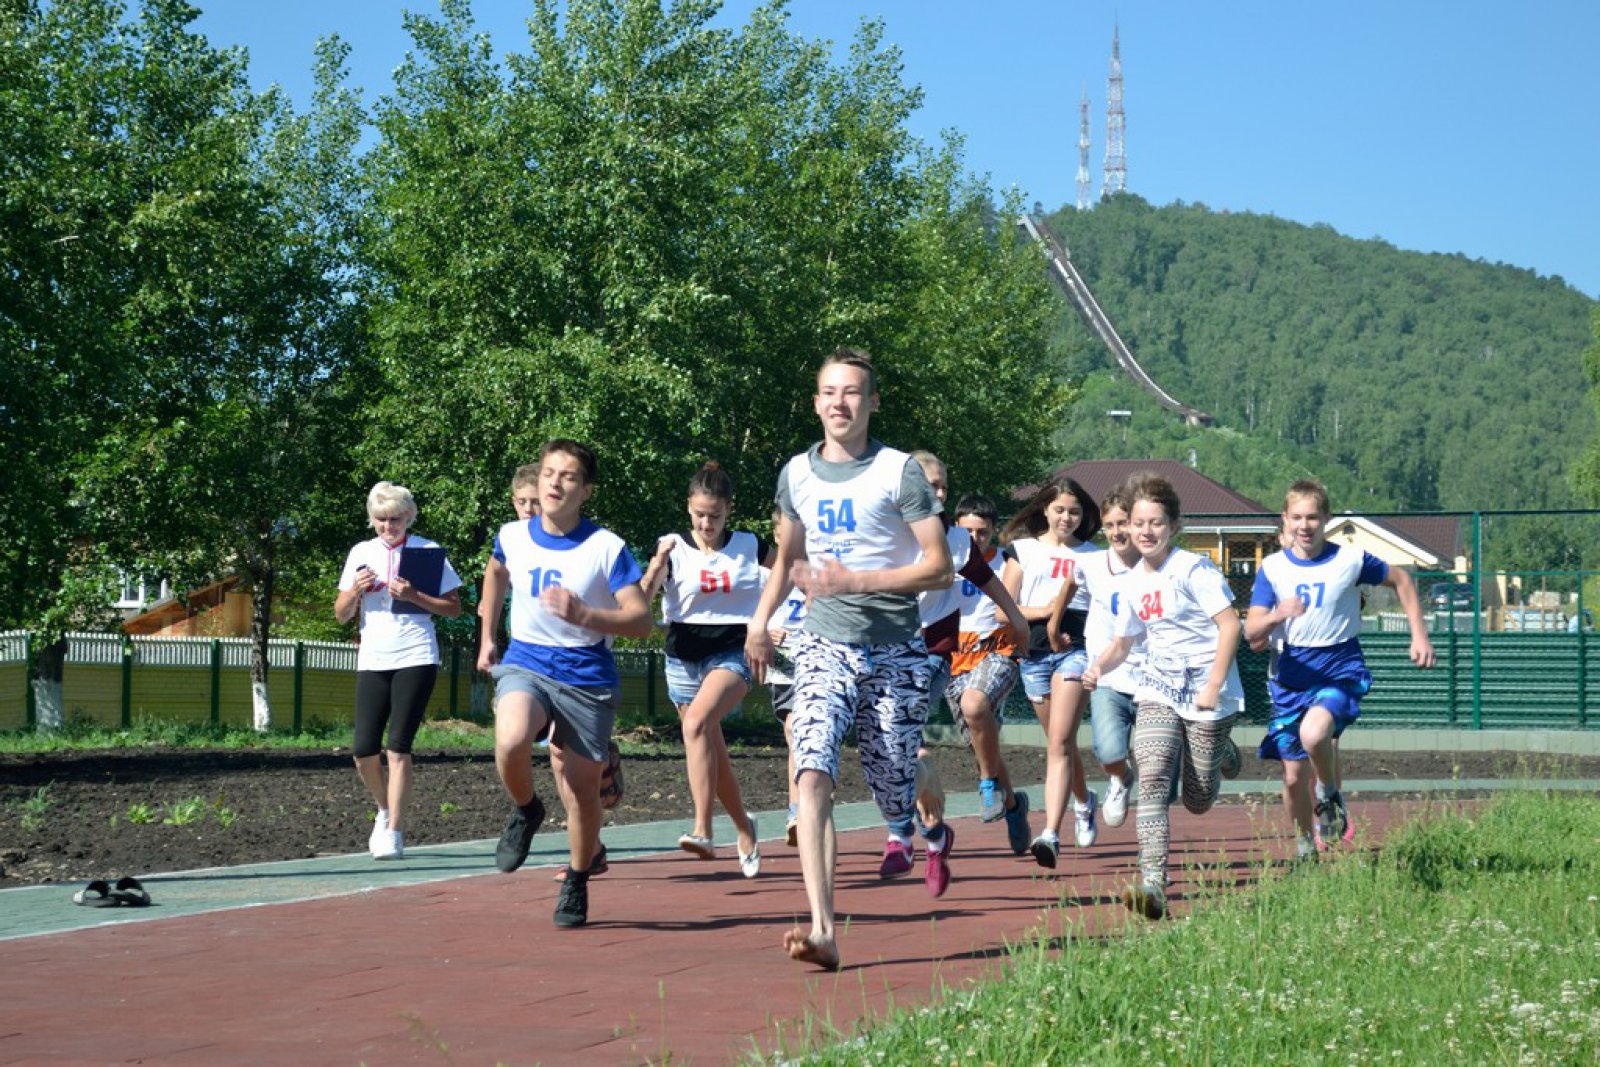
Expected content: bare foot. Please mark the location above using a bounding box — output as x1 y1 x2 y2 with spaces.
783 927 840 971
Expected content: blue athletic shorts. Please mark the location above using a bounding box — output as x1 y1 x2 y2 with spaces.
1258 678 1367 762
1019 648 1089 701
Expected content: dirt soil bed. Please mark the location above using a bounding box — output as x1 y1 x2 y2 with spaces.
2 735 1595 888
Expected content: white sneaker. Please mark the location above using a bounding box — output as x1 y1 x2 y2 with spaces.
372 828 404 860
1102 776 1131 828
368 809 390 854
1074 790 1098 848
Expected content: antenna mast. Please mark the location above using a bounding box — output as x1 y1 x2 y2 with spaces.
1103 23 1126 198
1076 88 1093 210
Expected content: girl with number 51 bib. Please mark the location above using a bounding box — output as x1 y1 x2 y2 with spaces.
641 461 774 877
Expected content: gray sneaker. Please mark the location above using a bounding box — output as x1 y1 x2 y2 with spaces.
1122 879 1167 920
1218 736 1242 780
977 778 1004 823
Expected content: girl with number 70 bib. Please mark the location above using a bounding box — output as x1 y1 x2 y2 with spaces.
1082 472 1244 921
640 461 773 876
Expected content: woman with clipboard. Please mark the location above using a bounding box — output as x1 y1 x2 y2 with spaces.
334 481 463 859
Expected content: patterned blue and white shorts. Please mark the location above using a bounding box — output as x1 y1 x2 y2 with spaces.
790 630 933 827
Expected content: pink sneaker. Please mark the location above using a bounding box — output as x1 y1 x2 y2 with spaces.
924 826 954 898
878 838 914 878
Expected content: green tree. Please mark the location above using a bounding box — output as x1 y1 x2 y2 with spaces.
79 35 367 731
358 0 1066 563
1 0 254 724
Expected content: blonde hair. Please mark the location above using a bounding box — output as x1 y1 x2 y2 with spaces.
510 464 539 493
366 481 418 523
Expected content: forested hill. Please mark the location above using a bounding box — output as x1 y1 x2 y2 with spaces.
1044 195 1597 512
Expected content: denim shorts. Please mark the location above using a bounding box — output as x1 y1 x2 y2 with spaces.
1019 648 1090 702
664 648 753 707
1088 685 1137 765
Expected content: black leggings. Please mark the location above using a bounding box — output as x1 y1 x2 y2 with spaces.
353 665 438 757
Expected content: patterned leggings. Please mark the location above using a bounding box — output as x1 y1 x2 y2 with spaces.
1130 701 1236 886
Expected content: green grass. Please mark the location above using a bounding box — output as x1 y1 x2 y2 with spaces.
779 792 1600 1065
14 783 54 831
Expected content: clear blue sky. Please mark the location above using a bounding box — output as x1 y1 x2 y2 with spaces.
195 1 1600 298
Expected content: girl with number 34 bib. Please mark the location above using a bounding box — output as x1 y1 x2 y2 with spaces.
1082 472 1243 921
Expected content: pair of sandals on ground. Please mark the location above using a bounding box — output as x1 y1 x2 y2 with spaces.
72 876 151 908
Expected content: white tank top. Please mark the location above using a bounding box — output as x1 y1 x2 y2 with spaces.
660 530 765 624
1008 537 1093 609
918 526 973 627
785 446 922 575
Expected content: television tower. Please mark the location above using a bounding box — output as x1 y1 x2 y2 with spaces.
1076 88 1092 210
1103 23 1126 198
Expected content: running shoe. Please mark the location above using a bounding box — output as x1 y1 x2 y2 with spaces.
1074 790 1099 848
977 778 1004 823
495 796 545 873
1294 834 1320 867
785 804 799 847
1122 879 1167 920
924 826 954 898
878 837 914 878
554 844 608 882
368 808 390 856
737 818 761 879
372 828 404 861
677 833 715 860
1315 788 1349 846
1004 791 1032 855
1218 736 1242 780
1029 832 1059 870
1102 775 1131 828
553 873 588 927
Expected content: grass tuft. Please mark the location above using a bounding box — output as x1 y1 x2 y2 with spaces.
779 792 1600 1065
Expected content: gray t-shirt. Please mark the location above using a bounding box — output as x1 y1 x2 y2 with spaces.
775 440 940 645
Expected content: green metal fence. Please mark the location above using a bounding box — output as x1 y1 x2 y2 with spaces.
2 616 1596 735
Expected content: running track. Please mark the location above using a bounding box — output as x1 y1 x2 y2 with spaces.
0 783 1553 1065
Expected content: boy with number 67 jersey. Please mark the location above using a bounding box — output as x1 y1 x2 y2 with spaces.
1245 480 1434 861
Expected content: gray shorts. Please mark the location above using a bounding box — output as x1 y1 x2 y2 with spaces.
492 664 618 764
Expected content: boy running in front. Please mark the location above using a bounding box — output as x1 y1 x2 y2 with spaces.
745 348 953 971
1244 480 1434 861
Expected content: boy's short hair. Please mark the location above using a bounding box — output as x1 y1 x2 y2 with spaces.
1100 484 1132 516
539 438 598 485
954 492 998 524
510 463 539 492
1284 479 1330 515
819 346 877 395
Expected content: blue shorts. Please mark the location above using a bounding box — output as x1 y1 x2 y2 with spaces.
1258 679 1366 762
1089 686 1137 766
1019 648 1090 702
664 648 753 707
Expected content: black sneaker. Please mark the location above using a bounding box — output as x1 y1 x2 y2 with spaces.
553 872 588 927
495 796 545 873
